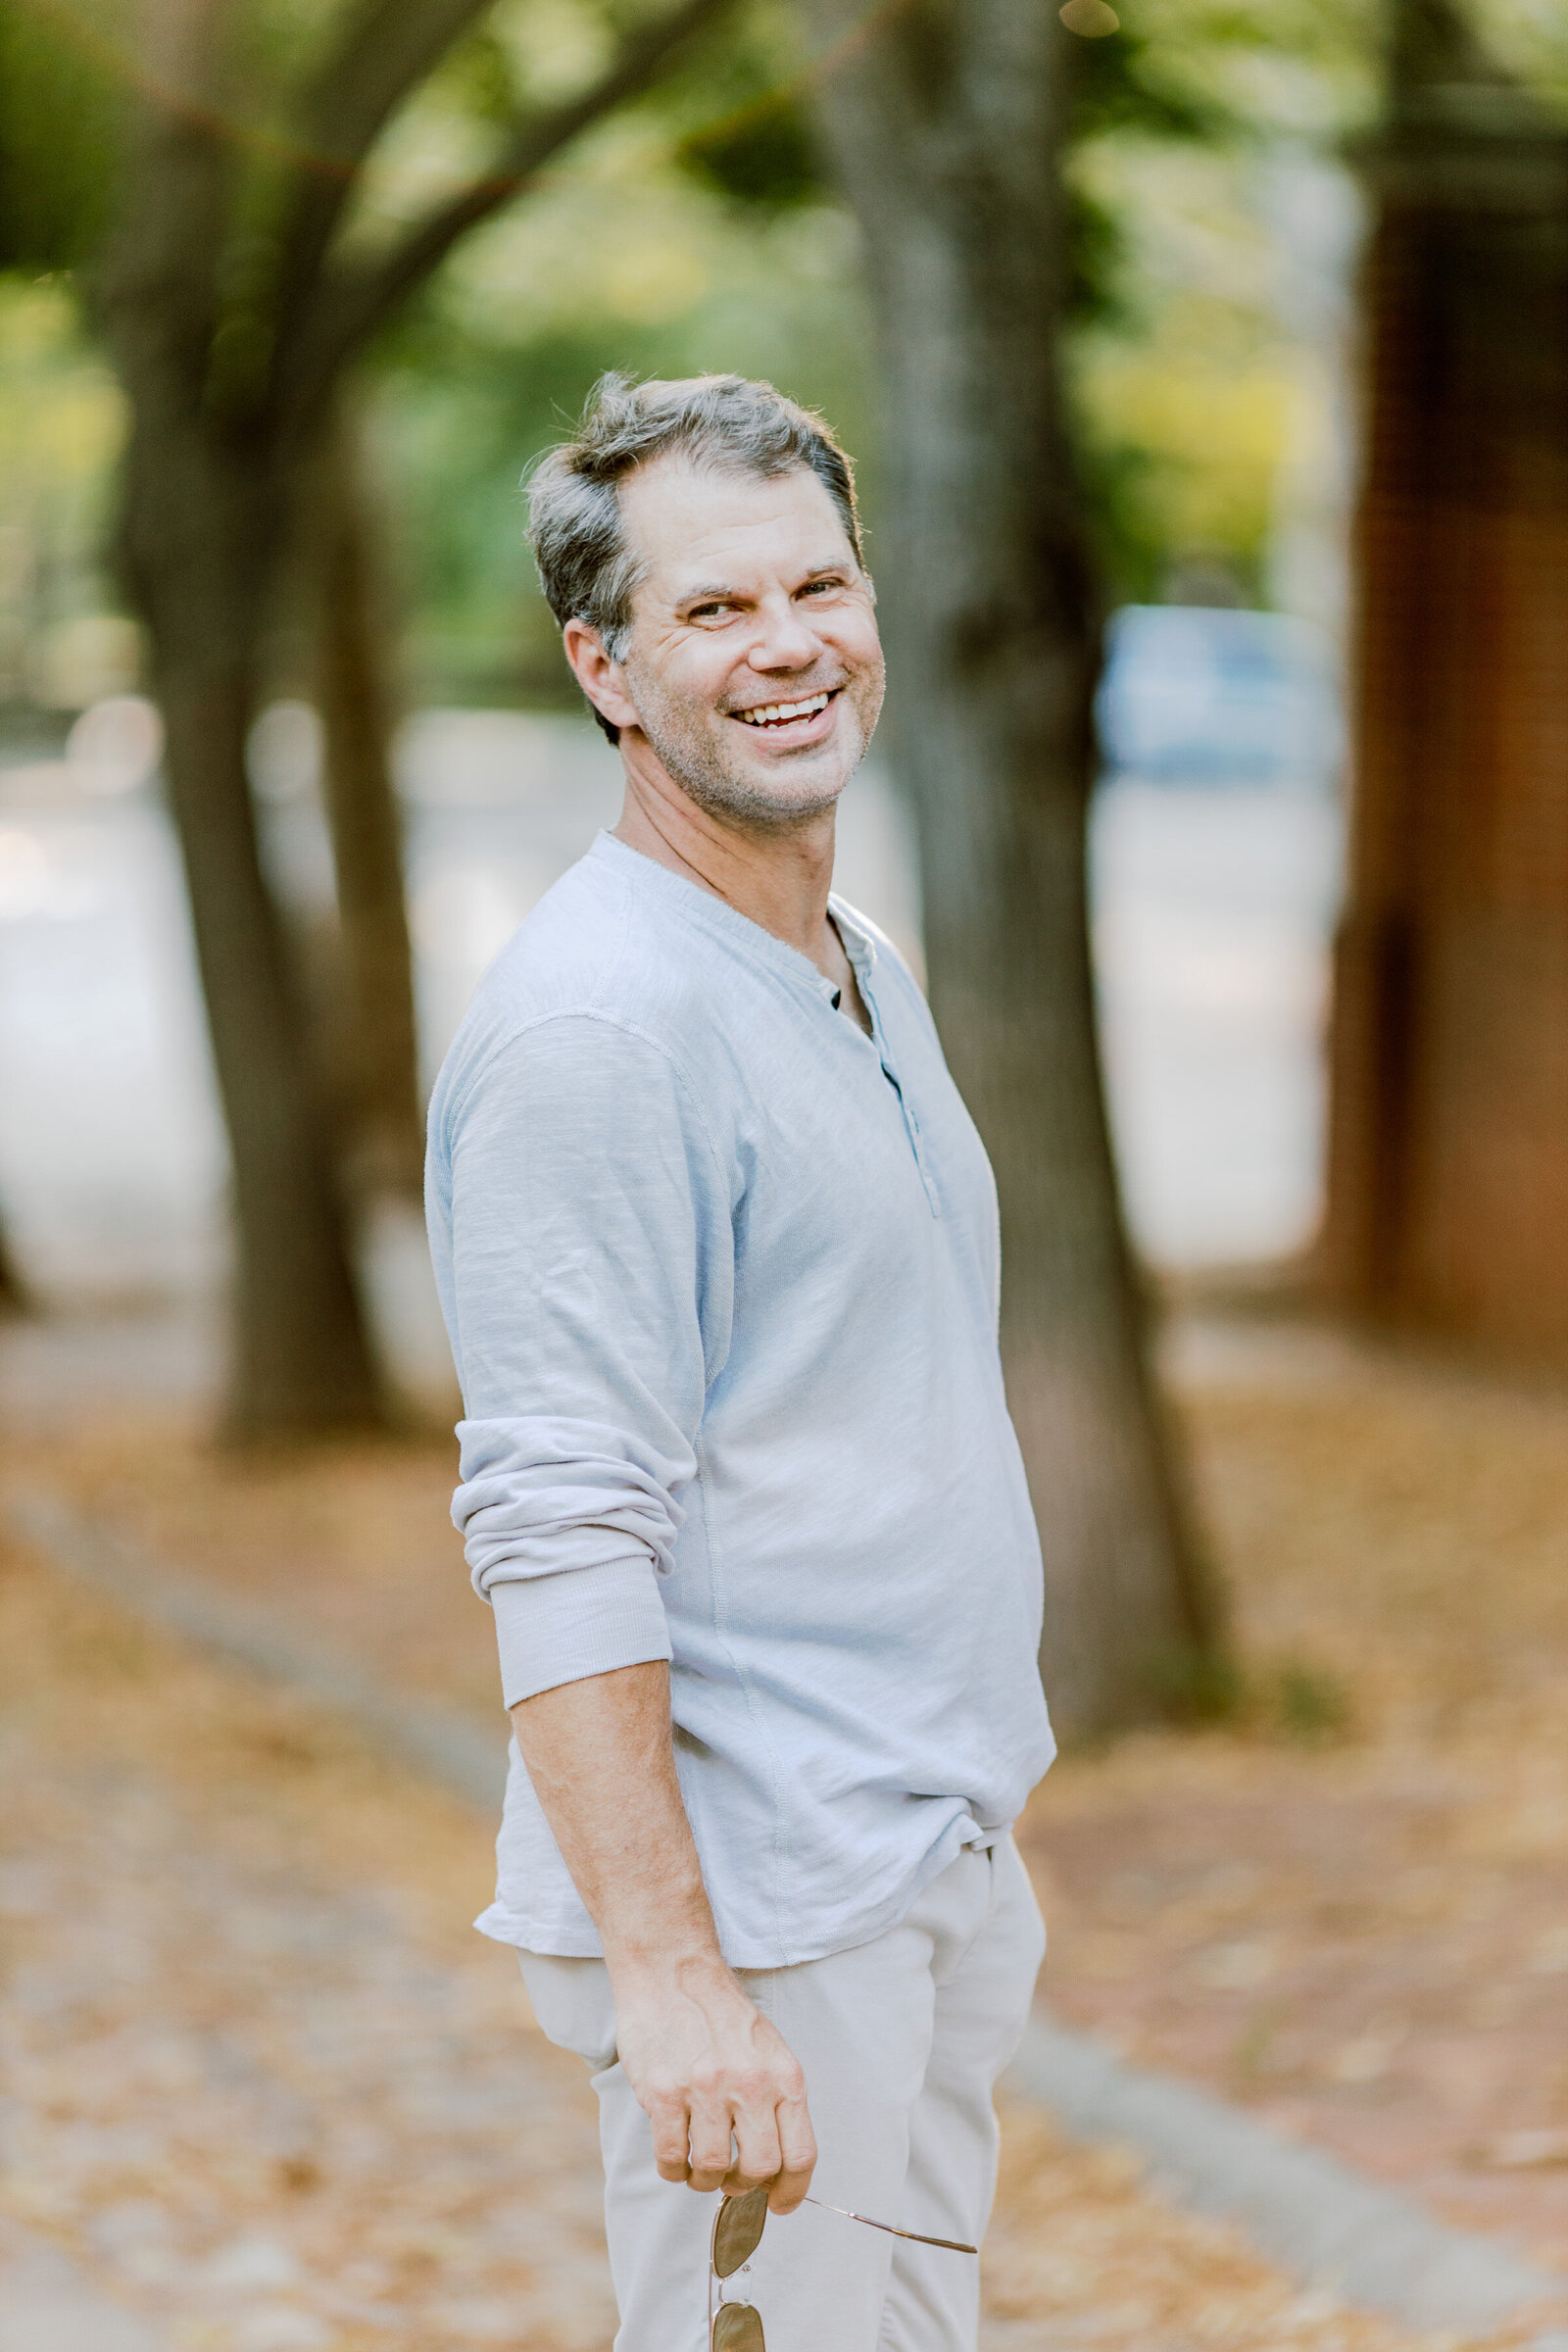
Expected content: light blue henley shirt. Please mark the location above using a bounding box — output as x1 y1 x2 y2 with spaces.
426 831 1054 1970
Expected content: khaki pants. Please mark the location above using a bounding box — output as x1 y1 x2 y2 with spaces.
519 1838 1046 2352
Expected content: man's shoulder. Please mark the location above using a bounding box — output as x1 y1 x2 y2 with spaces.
431 844 723 1124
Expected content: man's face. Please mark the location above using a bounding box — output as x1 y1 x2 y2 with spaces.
592 456 884 827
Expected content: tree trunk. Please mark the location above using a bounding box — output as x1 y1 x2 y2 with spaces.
1321 2 1568 1353
803 0 1221 1735
94 0 389 1440
91 0 743 1435
117 417 388 1438
313 402 425 1201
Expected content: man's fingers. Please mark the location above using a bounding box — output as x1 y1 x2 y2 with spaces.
768 2155 814 2215
768 2089 817 2215
686 2101 736 2193
624 2017 812 2201
648 2097 694 2185
723 2101 783 2193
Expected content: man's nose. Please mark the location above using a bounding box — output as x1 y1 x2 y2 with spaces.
746 595 821 672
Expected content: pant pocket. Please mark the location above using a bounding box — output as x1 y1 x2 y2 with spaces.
517 1950 619 2072
1002 1836 1047 1956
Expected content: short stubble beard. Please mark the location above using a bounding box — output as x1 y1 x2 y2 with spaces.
621 656 879 832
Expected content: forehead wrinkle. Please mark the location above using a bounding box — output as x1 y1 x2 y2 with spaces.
621 462 856 595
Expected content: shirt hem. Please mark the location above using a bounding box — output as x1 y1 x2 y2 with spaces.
474 1810 1004 1971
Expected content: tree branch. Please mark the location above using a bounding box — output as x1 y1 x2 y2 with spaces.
97 0 245 406
277 0 735 428
269 0 498 360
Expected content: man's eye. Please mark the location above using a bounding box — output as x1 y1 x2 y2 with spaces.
689 603 732 621
800 578 844 598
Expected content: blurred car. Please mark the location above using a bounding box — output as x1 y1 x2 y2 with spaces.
1096 604 1345 789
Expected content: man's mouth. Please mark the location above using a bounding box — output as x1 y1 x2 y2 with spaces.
732 689 835 730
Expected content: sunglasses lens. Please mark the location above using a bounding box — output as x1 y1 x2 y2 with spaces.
711 2186 768 2278
712 2302 765 2352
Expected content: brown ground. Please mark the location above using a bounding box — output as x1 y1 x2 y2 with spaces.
2 1304 1566 2346
1023 1317 1568 2277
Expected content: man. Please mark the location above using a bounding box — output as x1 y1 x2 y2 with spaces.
426 372 1054 2351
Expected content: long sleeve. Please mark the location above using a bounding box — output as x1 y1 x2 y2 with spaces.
436 1012 733 1707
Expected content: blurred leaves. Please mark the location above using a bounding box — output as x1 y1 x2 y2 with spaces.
1268 1657 1352 1742
0 282 125 703
1069 10 1233 147
677 88 818 207
0 0 121 270
1149 1637 1353 1742
10 0 1545 694
338 0 1376 678
667 0 818 208
432 24 528 129
1150 1639 1249 1726
1062 18 1240 342
1057 0 1379 604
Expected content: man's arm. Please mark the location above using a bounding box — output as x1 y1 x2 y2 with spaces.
511 1661 816 2212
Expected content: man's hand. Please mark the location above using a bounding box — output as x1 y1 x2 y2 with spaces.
612 1956 816 2211
510 1663 816 2213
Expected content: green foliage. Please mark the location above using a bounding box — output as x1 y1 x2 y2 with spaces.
1064 184 1130 332
0 277 126 709
369 0 1371 694
1069 10 1233 147
432 22 527 128
677 89 818 207
1144 1636 1353 1741
666 10 1236 300
1059 21 1248 589
1076 435 1171 604
374 319 676 704
0 0 1398 699
0 0 121 270
1147 1639 1248 1725
667 1 820 209
1267 1657 1352 1742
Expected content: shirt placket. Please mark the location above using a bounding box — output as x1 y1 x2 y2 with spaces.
829 940 942 1218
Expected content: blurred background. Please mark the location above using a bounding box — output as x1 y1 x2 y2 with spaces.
0 0 1566 2347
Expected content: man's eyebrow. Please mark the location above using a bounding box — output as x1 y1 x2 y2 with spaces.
673 560 854 609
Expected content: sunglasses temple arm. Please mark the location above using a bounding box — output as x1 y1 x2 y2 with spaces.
802 2197 977 2256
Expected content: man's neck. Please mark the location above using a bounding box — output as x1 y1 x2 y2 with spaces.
612 733 839 972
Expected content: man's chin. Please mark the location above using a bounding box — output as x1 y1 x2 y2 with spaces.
653 724 856 826
686 768 850 829
734 710 868 797
631 699 866 829
724 743 859 819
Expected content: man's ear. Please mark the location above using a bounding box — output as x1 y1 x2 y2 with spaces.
563 619 640 737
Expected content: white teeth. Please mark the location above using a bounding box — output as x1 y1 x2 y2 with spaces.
738 692 831 727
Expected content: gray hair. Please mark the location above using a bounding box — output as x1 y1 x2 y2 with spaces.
526 371 865 743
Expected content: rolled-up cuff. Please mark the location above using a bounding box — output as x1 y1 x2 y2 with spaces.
489 1555 672 1707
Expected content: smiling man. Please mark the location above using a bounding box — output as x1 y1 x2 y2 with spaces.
425 374 1054 2352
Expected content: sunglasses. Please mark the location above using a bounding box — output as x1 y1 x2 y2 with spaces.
709 2183 976 2349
